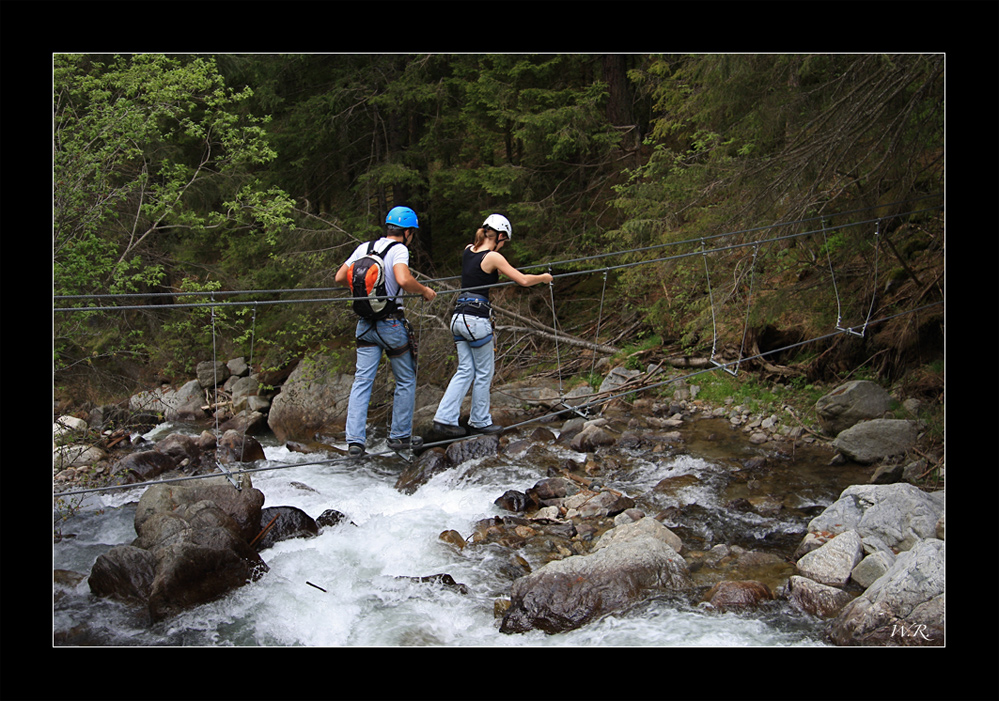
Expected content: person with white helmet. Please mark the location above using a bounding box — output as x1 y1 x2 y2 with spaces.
433 214 552 437
336 206 437 456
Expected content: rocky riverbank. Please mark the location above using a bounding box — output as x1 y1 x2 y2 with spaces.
53 356 944 645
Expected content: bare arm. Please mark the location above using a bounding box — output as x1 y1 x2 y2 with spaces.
394 263 437 302
334 263 351 289
485 252 553 287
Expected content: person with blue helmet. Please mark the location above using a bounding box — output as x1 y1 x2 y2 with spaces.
336 206 436 456
432 214 552 437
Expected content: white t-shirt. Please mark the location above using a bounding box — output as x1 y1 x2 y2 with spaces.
345 237 411 308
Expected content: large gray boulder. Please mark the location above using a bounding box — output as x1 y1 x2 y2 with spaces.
130 379 207 422
795 529 864 587
803 483 944 554
831 418 920 464
89 477 268 622
197 360 230 388
227 375 270 414
786 575 855 619
134 477 265 543
815 380 892 436
267 355 354 443
827 539 945 646
500 517 690 634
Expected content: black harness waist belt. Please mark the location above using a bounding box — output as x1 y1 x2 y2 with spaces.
355 313 413 358
454 293 491 318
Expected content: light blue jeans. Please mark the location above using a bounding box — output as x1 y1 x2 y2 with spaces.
434 313 494 429
346 318 416 445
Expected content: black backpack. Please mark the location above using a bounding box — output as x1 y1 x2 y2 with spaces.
348 240 402 320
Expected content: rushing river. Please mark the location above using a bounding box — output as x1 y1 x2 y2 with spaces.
53 419 871 647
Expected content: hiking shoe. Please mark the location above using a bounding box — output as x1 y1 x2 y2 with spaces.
433 421 466 437
348 443 365 458
472 423 504 435
387 435 423 451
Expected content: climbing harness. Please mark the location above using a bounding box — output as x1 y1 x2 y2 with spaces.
356 314 413 357
53 198 941 505
450 294 494 348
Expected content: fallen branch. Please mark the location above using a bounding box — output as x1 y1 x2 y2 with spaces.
495 325 618 355
249 514 279 547
417 273 620 356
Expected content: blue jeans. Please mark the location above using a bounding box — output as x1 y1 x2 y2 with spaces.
346 318 416 445
434 313 494 429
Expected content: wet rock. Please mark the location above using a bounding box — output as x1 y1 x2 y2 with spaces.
90 477 269 623
395 448 451 495
500 517 690 635
134 477 265 544
495 490 532 513
652 473 701 495
529 427 557 443
439 530 467 549
613 508 646 526
569 423 617 452
89 545 158 603
254 506 319 550
145 528 267 621
445 434 500 466
786 575 854 618
702 580 773 611
568 489 635 519
317 509 350 529
114 450 177 483
217 429 266 464
396 573 469 595
526 477 572 503
619 429 682 449
219 410 269 436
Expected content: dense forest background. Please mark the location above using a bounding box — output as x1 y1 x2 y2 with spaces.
53 53 944 408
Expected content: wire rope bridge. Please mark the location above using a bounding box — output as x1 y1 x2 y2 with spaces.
54 196 943 498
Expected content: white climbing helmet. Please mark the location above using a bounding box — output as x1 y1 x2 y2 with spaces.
482 213 512 239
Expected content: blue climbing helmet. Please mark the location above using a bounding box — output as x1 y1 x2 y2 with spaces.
386 206 419 229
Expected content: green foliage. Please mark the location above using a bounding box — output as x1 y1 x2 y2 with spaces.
53 53 289 297
156 279 225 376
614 334 663 371
695 371 807 416
54 53 297 380
54 53 944 410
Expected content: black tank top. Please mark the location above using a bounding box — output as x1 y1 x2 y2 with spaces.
462 247 498 299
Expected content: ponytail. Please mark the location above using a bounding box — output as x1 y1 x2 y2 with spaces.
472 227 495 248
